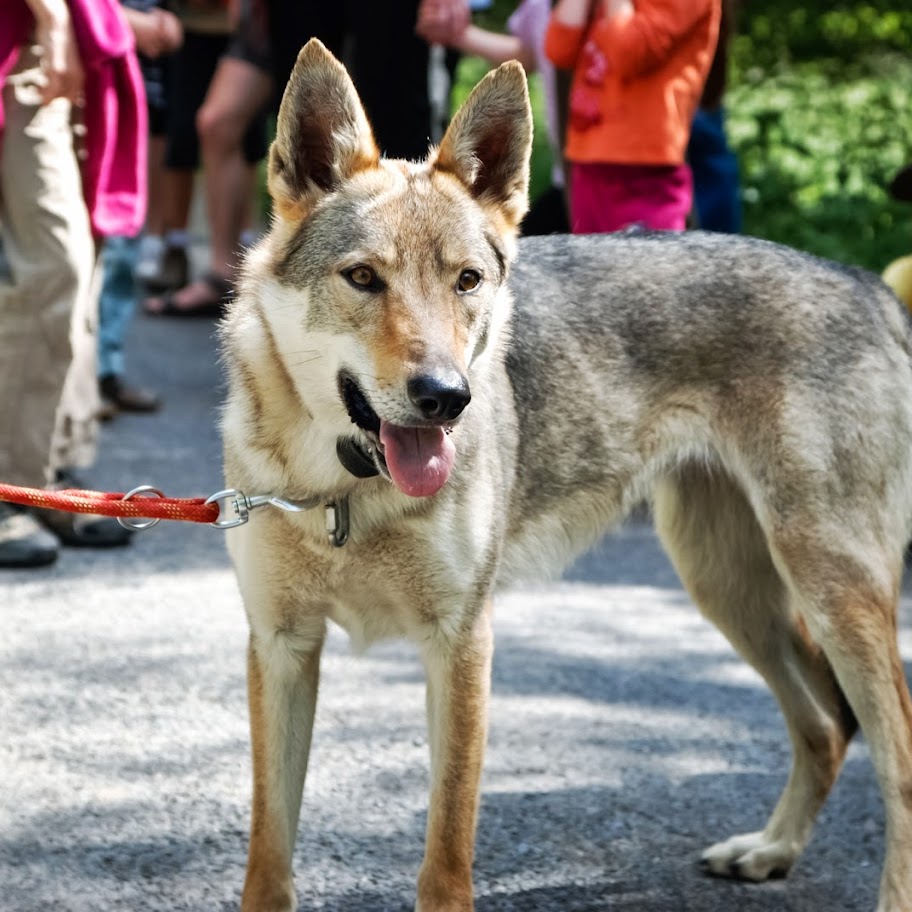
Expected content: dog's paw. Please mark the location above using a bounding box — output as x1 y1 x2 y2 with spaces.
415 871 474 912
415 897 473 912
700 831 799 882
240 875 296 912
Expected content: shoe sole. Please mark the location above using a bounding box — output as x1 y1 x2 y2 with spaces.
0 549 59 568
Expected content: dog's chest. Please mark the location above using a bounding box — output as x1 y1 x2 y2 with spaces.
323 557 465 651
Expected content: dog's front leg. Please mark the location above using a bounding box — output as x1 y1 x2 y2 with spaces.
417 606 494 912
242 628 324 912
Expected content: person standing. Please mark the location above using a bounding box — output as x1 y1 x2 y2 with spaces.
144 0 464 318
96 0 183 418
545 0 720 234
425 0 571 235
687 0 741 233
0 0 146 566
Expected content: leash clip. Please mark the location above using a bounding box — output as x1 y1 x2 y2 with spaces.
204 488 319 529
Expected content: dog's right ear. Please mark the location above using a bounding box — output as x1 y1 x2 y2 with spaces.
268 39 380 221
432 61 532 232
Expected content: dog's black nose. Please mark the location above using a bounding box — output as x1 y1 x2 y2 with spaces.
408 372 471 421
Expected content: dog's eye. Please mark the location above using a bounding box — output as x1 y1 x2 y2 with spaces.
457 269 482 294
344 265 382 292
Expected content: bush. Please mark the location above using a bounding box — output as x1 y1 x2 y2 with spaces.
729 2 912 270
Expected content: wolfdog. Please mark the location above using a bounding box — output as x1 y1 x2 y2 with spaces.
220 39 912 912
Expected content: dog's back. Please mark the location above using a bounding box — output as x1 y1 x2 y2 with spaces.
500 231 912 581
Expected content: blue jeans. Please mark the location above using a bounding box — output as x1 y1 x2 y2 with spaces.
688 107 742 234
97 235 138 379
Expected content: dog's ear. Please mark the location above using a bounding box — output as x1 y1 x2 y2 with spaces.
432 61 532 231
268 39 380 221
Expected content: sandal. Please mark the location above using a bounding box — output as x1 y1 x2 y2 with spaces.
143 272 233 318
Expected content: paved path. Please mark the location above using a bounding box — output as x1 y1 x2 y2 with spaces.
2 308 910 911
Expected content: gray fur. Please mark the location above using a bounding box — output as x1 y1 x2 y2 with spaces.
498 231 912 580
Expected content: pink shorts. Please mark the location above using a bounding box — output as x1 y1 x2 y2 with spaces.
570 161 693 234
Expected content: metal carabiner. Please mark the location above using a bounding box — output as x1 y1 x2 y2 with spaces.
204 488 320 529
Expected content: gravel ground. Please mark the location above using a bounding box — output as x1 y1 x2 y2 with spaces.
2 310 910 912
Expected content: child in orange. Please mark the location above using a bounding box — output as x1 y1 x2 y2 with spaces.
545 0 720 233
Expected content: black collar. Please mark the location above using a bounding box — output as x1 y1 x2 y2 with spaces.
336 436 380 479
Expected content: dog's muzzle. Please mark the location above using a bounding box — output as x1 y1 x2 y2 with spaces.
337 371 463 498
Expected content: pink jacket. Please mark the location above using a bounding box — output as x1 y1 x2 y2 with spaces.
0 0 147 237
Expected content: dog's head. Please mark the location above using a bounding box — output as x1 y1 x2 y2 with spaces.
255 39 532 498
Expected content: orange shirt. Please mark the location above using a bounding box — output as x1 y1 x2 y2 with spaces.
545 0 721 166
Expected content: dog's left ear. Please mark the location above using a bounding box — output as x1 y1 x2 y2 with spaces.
432 61 532 231
268 39 380 221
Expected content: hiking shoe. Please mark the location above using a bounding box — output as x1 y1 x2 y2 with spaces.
99 374 162 418
35 508 134 548
135 234 165 285
32 470 134 548
159 243 189 290
0 502 59 568
137 239 189 293
134 246 190 292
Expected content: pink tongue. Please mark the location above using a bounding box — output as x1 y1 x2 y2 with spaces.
379 421 456 497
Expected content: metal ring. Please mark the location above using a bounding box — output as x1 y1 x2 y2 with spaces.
119 485 165 531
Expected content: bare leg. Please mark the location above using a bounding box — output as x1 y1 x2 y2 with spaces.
146 58 271 313
144 135 167 237
198 57 271 277
160 167 194 237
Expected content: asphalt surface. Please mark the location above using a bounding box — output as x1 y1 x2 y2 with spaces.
2 304 911 912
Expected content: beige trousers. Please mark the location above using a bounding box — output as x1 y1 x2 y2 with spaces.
0 53 100 488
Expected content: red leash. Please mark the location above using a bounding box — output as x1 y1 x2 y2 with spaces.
0 483 220 525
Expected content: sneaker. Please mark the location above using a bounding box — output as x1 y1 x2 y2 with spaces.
0 502 59 568
134 234 165 286
99 374 162 418
137 241 189 293
158 243 189 291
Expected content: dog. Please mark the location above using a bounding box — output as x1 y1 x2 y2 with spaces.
220 39 912 912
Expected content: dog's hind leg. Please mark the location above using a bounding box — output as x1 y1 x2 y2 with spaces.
241 626 325 912
767 523 912 912
416 606 494 912
653 465 858 883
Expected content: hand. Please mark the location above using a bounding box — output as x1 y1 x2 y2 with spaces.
603 0 634 19
129 8 183 58
32 7 84 104
153 8 184 55
227 0 241 31
416 0 470 46
552 0 597 29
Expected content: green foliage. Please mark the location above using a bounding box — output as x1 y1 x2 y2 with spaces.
732 1 912 72
730 2 912 271
728 55 911 270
